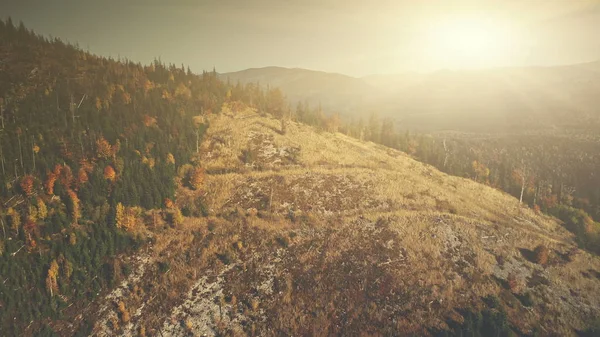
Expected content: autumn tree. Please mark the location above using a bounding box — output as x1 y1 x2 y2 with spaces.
20 174 34 197
189 167 205 190
45 171 58 195
115 202 137 232
37 198 47 220
77 167 89 187
472 160 490 184
7 207 21 235
104 165 116 182
67 189 80 224
45 259 59 296
115 202 126 229
96 136 113 159
166 153 176 165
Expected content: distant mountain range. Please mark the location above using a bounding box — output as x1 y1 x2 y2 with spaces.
222 61 600 132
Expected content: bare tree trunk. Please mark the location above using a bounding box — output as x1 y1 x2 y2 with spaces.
31 135 35 171
0 141 5 177
17 132 23 172
56 91 60 118
443 139 449 168
280 116 287 135
1 218 5 240
0 103 4 129
79 133 85 159
196 129 200 153
519 176 526 204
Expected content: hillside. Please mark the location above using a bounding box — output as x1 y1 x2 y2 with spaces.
61 110 600 336
3 19 600 337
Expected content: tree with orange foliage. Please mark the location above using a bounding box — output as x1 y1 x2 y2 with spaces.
59 165 74 189
143 115 157 127
67 189 80 224
23 220 38 252
104 165 116 182
164 198 174 209
121 92 132 105
45 172 57 195
189 167 205 190
77 167 89 187
20 175 35 197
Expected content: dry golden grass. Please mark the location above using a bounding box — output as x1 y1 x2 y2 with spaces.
193 112 600 335
86 111 600 337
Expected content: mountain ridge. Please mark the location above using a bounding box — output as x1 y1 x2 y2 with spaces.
222 60 600 132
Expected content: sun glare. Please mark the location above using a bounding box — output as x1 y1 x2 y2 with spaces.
425 15 514 69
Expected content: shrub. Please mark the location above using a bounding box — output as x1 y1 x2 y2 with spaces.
516 292 534 307
276 235 290 248
121 263 132 277
533 245 549 265
507 273 520 293
217 250 235 265
158 261 170 273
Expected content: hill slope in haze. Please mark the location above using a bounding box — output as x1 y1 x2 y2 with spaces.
220 67 372 114
223 61 600 132
78 110 600 337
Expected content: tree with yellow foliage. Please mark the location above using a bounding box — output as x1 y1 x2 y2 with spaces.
7 208 21 236
37 198 47 220
166 153 176 165
45 259 59 296
472 160 490 184
115 202 137 232
96 136 113 159
174 82 192 100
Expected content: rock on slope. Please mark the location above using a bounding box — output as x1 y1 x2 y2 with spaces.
86 110 600 336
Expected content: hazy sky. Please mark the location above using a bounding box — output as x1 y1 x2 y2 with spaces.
2 0 600 76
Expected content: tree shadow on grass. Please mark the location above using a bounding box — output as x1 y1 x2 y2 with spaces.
518 248 536 263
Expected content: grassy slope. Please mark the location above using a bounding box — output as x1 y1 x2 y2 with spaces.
77 109 600 336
